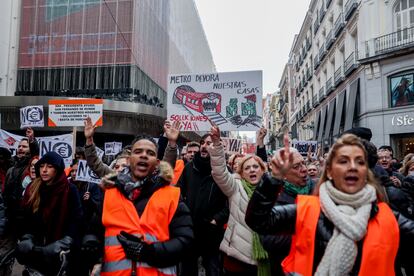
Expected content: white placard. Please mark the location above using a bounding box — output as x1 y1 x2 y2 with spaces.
292 140 318 156
48 99 103 127
96 146 104 159
75 160 101 184
20 105 44 128
222 138 242 153
104 142 122 156
0 130 73 165
167 71 263 131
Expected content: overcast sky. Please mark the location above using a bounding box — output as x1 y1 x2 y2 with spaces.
194 0 310 96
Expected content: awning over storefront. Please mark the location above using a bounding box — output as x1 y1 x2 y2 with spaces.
344 78 359 131
317 105 327 142
324 98 336 140
313 111 321 140
333 90 346 137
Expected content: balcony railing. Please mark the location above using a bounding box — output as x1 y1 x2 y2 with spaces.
326 29 335 50
344 51 358 76
334 66 344 86
312 95 320 108
314 19 320 35
326 77 335 95
319 6 326 23
334 12 345 37
319 86 326 101
306 68 312 81
319 43 327 61
326 0 333 9
314 54 320 70
374 26 414 55
306 38 312 51
306 101 311 112
344 0 358 21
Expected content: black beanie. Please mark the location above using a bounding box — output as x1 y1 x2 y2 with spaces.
35 151 65 177
343 127 372 141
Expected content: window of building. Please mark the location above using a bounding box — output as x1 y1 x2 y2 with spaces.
394 0 414 40
389 71 414 107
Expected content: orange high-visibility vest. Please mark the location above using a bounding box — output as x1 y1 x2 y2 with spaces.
101 185 180 276
282 195 399 276
171 160 185 185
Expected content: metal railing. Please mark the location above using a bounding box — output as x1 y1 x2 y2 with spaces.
326 29 335 50
334 66 344 86
374 26 414 55
319 5 326 23
326 77 335 95
334 12 345 37
319 42 327 61
319 86 326 100
312 95 320 107
314 19 320 35
344 0 358 21
314 54 320 70
344 51 358 76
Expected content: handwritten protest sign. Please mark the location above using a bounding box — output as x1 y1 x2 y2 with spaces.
222 138 242 153
105 142 122 156
292 140 318 156
0 129 73 166
75 160 101 184
20 106 44 128
48 99 103 127
167 71 263 131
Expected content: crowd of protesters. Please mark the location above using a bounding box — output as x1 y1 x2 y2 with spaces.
0 122 413 276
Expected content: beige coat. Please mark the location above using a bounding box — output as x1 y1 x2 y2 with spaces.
208 144 257 266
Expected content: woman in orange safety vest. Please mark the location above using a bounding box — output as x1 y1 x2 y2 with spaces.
245 133 414 276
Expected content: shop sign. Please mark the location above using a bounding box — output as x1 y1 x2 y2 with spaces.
391 114 414 126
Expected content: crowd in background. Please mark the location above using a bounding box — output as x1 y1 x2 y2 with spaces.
0 122 413 276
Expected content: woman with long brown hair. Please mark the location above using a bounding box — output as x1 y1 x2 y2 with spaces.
246 134 414 276
16 152 83 275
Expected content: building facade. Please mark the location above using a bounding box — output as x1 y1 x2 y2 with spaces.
0 0 215 141
277 0 414 159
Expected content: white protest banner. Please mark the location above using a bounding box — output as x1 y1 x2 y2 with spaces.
75 160 101 184
48 99 103 127
292 140 318 156
167 71 263 131
20 105 44 128
104 142 122 156
96 146 105 159
222 138 242 153
0 129 73 166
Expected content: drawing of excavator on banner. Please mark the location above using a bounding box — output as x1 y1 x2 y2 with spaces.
173 85 227 125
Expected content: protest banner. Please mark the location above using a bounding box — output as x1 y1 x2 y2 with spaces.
20 105 44 128
222 138 242 153
48 99 103 127
75 160 101 184
96 146 105 159
292 140 318 156
0 129 73 166
167 71 263 131
104 142 122 156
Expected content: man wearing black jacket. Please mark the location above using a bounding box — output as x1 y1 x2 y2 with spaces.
178 133 229 276
0 128 38 275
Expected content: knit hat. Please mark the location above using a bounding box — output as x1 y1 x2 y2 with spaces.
35 152 65 177
343 127 372 141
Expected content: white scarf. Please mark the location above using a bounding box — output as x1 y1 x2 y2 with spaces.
315 181 377 276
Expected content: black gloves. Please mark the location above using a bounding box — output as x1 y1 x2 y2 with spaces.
117 231 148 262
42 236 73 258
16 234 35 264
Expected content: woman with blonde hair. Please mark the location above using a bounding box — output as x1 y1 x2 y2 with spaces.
246 134 414 276
209 124 271 276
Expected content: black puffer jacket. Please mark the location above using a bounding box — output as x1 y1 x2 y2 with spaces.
246 175 414 275
177 152 229 252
